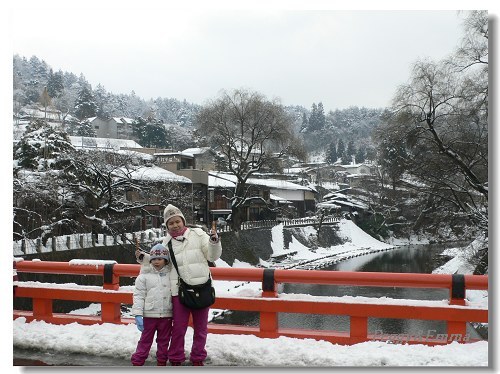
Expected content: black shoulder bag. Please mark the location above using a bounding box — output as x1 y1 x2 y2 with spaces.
167 241 216 309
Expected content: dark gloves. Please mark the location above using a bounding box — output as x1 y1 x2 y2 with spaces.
210 233 219 243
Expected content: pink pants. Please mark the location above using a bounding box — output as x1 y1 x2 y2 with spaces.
168 296 210 363
131 317 172 366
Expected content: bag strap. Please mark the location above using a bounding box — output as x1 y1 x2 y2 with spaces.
167 240 182 280
167 240 213 283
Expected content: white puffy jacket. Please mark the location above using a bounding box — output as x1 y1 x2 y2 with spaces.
131 263 173 318
139 227 222 297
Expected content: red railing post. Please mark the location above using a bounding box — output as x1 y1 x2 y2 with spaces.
32 298 53 320
350 316 368 342
101 263 121 323
260 269 278 338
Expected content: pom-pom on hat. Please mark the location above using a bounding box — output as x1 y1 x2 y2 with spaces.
164 204 186 225
149 243 170 262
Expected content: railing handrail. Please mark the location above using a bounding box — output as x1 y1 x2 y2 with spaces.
14 260 488 346
15 261 488 291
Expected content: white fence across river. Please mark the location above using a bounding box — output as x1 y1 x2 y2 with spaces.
13 216 341 256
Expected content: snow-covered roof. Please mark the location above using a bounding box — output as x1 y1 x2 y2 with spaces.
317 202 342 209
209 172 315 192
284 167 307 174
209 173 235 188
182 147 212 156
270 193 292 203
69 136 142 150
250 177 315 192
112 117 135 124
154 152 194 159
118 165 191 183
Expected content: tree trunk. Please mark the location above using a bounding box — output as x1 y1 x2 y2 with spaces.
231 206 243 232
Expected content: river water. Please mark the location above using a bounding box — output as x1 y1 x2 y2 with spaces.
212 242 482 339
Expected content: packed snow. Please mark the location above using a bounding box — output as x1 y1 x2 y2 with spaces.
11 220 489 368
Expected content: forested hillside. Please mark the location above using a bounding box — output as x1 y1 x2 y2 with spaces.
13 54 383 163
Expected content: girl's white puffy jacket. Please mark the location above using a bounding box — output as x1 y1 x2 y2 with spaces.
139 227 222 297
131 263 173 318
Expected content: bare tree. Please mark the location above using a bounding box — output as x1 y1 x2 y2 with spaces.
377 11 488 231
40 87 52 120
196 89 305 230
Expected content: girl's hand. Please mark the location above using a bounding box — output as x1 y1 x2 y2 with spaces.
210 221 218 242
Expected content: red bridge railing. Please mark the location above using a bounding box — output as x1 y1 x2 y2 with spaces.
14 260 488 346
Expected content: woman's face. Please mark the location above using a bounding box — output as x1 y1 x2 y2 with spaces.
167 216 184 231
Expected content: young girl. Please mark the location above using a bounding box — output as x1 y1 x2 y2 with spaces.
131 243 173 366
136 204 222 366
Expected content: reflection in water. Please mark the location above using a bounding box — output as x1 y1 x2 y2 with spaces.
213 242 481 339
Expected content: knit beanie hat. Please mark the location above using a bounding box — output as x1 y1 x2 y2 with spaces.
149 243 170 262
164 204 186 225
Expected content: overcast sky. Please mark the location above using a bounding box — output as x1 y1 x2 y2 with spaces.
6 2 496 112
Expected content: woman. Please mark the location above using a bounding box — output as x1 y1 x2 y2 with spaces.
137 204 222 366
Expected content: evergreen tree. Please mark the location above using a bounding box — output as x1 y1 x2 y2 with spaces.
326 141 337 164
365 146 377 161
345 140 356 164
93 84 111 119
133 116 169 148
14 119 75 170
76 120 97 137
300 112 308 133
25 79 42 104
336 139 345 163
47 69 64 98
308 103 319 131
355 146 366 163
74 85 98 120
317 102 325 130
378 138 410 190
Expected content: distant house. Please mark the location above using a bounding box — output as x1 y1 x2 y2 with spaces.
208 172 317 221
181 147 217 171
87 117 135 139
120 165 192 231
18 104 69 125
294 161 378 188
337 163 374 175
14 105 79 140
120 147 215 225
318 191 368 215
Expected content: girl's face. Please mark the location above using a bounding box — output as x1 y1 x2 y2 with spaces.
167 216 185 231
151 258 166 270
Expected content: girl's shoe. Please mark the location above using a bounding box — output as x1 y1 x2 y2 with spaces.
170 361 182 366
192 361 204 366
